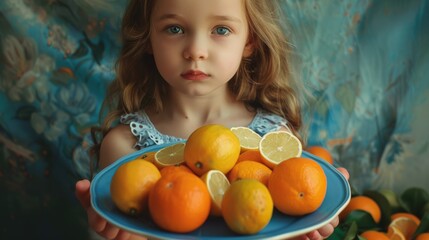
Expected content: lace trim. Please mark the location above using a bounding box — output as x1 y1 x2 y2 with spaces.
120 109 289 149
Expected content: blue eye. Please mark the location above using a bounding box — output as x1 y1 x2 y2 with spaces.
214 27 230 36
167 26 183 34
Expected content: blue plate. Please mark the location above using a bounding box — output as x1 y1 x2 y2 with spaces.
91 143 351 240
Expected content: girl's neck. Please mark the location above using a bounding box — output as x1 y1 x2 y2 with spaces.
146 88 255 138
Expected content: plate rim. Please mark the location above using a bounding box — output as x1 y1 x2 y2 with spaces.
90 142 351 240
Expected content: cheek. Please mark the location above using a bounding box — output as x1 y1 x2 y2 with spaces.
217 49 244 77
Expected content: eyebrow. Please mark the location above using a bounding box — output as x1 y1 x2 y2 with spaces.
156 14 242 24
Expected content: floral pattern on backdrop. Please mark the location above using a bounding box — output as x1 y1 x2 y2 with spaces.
0 0 428 239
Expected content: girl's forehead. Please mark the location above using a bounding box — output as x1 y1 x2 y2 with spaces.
151 0 247 22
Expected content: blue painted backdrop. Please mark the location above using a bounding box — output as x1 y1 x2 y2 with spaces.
0 0 428 239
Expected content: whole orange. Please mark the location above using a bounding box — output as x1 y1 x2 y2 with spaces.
110 160 161 216
268 157 327 216
339 196 381 223
184 124 240 176
416 233 429 240
236 150 263 163
360 230 389 240
136 151 156 164
148 171 211 233
305 146 333 164
227 160 272 186
159 164 193 177
221 179 273 234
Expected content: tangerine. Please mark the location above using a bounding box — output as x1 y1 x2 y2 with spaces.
416 233 429 240
268 157 327 216
305 146 334 164
136 151 156 164
340 196 381 223
391 212 420 225
110 160 161 216
159 164 193 177
227 160 272 186
184 124 240 176
236 150 262 163
360 230 389 240
387 217 419 240
148 171 210 233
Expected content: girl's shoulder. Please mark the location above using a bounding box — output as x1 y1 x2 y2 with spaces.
248 108 290 136
120 111 185 149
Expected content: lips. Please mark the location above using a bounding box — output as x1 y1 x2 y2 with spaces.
181 70 209 81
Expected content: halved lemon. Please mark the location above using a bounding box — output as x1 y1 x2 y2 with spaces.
230 127 262 152
154 142 185 168
259 131 302 169
200 170 230 217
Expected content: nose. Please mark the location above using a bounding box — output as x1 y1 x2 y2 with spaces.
183 34 208 61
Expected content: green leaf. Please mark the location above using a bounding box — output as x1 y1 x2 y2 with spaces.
412 211 429 239
364 190 392 229
329 221 360 240
399 187 429 218
344 221 359 240
344 210 380 231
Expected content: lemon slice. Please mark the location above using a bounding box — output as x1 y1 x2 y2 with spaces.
201 170 230 217
230 127 262 152
154 142 185 168
259 131 302 169
387 217 419 240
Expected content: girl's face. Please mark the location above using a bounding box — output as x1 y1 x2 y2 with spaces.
150 0 252 97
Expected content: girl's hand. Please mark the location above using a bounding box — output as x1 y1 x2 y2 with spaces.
290 167 350 240
75 179 147 240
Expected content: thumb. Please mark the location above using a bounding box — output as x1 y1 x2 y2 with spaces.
75 179 91 209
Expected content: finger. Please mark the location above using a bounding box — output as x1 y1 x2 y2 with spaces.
75 179 91 209
87 207 107 233
336 167 349 180
317 222 335 239
114 230 132 240
330 216 340 228
99 222 120 240
306 230 323 240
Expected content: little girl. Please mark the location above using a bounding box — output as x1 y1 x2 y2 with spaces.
76 0 349 239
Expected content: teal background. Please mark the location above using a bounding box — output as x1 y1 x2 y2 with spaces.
0 0 428 239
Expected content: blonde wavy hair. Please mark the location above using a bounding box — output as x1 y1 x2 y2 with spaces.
91 0 303 159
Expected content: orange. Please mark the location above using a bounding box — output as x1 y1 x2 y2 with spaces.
391 212 421 225
416 233 429 240
259 131 302 169
305 146 334 164
339 196 381 223
110 160 161 216
221 179 273 234
148 171 211 233
387 217 419 240
230 127 262 152
184 124 240 176
154 142 185 168
388 226 406 240
159 164 193 177
136 151 156 164
360 230 389 240
236 150 262 163
268 157 327 216
201 170 230 217
227 160 272 186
